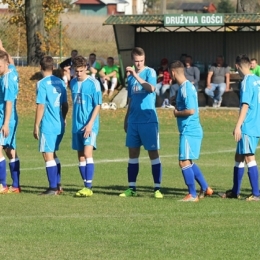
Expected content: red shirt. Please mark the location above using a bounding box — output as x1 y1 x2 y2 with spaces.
157 68 171 85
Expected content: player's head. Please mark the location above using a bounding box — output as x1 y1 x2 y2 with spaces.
235 54 251 76
107 57 114 66
40 56 54 72
89 53 96 63
131 47 145 71
73 55 87 81
71 50 78 59
250 58 258 69
0 50 9 76
169 60 185 81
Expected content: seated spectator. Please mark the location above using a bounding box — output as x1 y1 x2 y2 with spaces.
250 58 260 76
155 58 172 107
87 53 101 78
205 55 230 107
169 55 200 105
59 49 78 86
99 57 119 97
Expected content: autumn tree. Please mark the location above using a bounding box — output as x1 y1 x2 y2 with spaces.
236 0 260 13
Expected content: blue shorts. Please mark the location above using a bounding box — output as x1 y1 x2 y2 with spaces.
39 133 64 153
72 132 97 151
179 134 202 160
236 134 259 155
126 122 160 150
0 124 17 149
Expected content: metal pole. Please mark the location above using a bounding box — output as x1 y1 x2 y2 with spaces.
59 20 62 63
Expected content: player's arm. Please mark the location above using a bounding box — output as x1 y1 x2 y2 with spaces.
174 108 194 117
233 103 248 142
225 72 230 91
206 71 213 88
89 66 97 75
33 104 44 140
124 98 131 133
193 67 200 84
1 101 12 137
62 102 69 121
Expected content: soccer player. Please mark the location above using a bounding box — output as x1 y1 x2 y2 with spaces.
169 60 213 202
220 55 260 201
70 55 102 197
119 47 163 199
33 56 68 195
0 45 21 194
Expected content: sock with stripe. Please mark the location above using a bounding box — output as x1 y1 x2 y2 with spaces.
0 157 7 187
192 163 208 191
85 158 94 188
181 164 197 197
45 160 57 190
247 161 259 196
128 158 139 191
232 161 244 195
9 158 20 188
151 158 162 191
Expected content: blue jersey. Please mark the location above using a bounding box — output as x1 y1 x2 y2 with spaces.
240 74 260 137
176 80 202 136
36 75 67 135
127 67 158 123
70 76 102 134
0 65 19 127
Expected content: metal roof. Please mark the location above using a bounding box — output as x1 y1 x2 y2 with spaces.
103 13 260 26
178 3 210 10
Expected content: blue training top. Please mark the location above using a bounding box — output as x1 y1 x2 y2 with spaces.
176 80 203 137
127 66 158 124
70 76 102 134
240 74 260 137
36 75 67 135
0 64 19 127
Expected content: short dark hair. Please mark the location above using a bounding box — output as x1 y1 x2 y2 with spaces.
73 55 87 68
236 54 250 66
170 60 184 70
0 50 9 62
40 56 53 71
107 57 114 61
185 55 193 60
251 58 257 62
89 53 96 57
131 47 145 59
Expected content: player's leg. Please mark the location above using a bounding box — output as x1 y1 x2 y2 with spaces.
205 83 217 106
0 143 8 194
216 83 226 107
141 122 163 198
54 134 64 194
178 135 198 201
120 123 140 197
109 75 117 98
101 77 109 96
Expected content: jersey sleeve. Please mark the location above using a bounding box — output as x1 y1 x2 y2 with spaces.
4 74 17 102
36 81 47 105
241 77 253 105
101 66 107 73
146 68 157 86
93 80 102 106
182 83 197 110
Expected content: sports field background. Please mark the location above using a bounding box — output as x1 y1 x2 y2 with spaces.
1 68 260 259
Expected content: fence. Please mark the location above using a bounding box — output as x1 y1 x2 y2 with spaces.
0 13 118 66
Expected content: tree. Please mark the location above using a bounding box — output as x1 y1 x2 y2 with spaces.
237 0 259 13
218 0 235 13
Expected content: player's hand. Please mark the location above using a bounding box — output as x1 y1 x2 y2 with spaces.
82 124 92 138
33 125 39 140
124 122 128 133
1 124 9 138
233 126 241 142
173 108 178 117
126 66 136 76
206 85 211 89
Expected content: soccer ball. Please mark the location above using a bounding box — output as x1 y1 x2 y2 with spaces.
109 102 117 110
101 102 110 110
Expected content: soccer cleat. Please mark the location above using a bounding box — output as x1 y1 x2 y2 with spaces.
75 187 93 197
179 194 199 202
0 184 8 194
217 99 222 108
245 194 260 201
218 189 240 199
165 104 175 109
40 189 59 195
119 188 137 197
154 190 164 199
7 186 21 194
57 184 63 195
198 187 213 199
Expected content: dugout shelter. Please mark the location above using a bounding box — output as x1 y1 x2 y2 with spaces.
103 13 260 84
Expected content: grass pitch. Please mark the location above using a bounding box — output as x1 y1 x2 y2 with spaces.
1 109 260 260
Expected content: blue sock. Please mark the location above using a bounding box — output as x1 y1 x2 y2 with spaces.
181 164 197 197
9 158 20 188
55 158 61 185
247 161 259 196
232 162 244 195
46 160 57 190
151 158 162 191
192 163 208 191
85 158 94 188
128 158 139 191
79 161 86 182
0 157 7 187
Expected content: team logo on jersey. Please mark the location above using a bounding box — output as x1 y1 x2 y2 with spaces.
76 94 82 104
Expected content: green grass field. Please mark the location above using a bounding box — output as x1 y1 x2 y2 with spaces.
1 109 260 260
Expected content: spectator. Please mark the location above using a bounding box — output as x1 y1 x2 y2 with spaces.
155 58 172 107
205 55 230 107
59 49 78 86
99 57 119 98
250 58 260 76
87 53 101 79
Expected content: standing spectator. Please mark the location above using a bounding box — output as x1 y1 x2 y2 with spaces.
87 53 102 79
70 56 102 197
99 57 119 97
59 49 78 86
205 55 230 107
169 60 213 202
33 56 68 195
0 43 21 194
220 55 260 201
155 58 172 106
120 47 163 199
250 58 260 76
